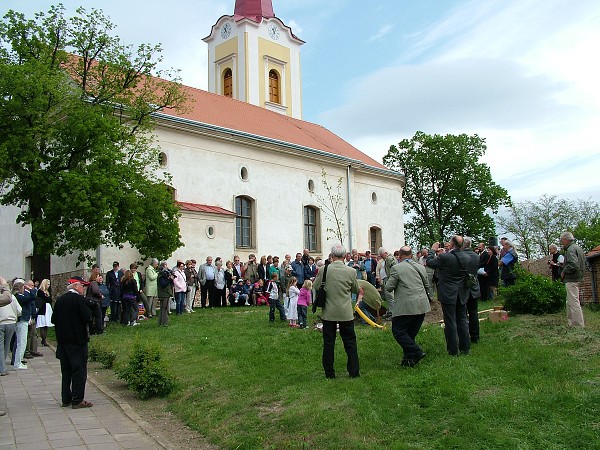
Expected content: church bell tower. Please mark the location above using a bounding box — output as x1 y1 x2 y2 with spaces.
203 0 304 119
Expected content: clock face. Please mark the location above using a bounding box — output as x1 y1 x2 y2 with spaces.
221 23 231 39
268 24 280 40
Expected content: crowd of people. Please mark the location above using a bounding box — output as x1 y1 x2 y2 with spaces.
0 231 586 399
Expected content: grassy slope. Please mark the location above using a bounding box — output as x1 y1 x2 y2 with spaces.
89 307 600 449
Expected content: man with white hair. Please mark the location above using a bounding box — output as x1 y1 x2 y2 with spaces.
52 276 93 408
313 243 363 379
560 232 586 327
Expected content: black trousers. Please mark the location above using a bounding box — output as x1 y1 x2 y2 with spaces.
56 343 88 405
321 320 359 378
466 295 480 343
441 300 470 355
391 314 425 360
201 280 215 307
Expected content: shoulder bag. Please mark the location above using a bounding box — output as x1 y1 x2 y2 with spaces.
312 265 328 313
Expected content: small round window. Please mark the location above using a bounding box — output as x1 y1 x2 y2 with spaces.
206 225 215 239
158 152 168 168
308 179 315 192
240 166 249 181
371 192 378 204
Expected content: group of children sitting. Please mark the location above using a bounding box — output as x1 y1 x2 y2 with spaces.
229 272 313 328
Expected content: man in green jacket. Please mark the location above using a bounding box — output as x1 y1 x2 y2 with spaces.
313 244 363 379
385 246 431 367
560 232 586 327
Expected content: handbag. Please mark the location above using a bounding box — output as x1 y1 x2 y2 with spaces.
312 265 328 313
169 297 176 310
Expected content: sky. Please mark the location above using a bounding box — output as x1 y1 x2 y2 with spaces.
3 0 600 203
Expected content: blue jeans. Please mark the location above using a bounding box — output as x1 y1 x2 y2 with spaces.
0 323 16 372
14 320 28 366
269 298 286 321
175 292 186 315
297 305 308 328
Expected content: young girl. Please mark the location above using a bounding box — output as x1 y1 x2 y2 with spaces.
297 279 312 329
253 279 268 306
286 277 300 328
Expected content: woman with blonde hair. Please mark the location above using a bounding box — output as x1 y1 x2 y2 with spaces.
36 279 54 346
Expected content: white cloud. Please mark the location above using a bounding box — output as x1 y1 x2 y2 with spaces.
317 0 600 202
367 24 394 43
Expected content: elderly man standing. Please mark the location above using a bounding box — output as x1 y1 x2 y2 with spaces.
313 244 363 379
560 232 586 327
52 276 93 409
426 236 471 356
199 256 216 308
385 246 431 367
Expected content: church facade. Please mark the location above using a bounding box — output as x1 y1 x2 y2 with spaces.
1 0 404 278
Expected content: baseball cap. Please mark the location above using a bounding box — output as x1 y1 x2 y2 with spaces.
68 276 90 286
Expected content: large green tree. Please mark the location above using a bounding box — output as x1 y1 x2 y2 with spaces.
0 5 188 278
497 195 600 257
383 131 510 247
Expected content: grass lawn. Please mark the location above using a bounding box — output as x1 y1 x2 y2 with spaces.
81 304 600 449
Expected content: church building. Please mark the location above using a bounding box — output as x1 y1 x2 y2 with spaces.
1 0 405 279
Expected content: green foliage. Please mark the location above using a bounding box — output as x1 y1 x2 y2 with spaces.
117 340 175 399
93 306 600 449
496 195 599 258
574 216 600 252
88 343 117 369
383 131 510 247
0 5 187 262
499 267 566 315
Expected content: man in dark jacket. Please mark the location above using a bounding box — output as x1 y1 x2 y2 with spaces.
462 237 482 343
52 276 93 409
106 261 123 322
426 235 471 356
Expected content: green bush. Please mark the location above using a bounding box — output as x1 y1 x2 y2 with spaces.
499 267 566 315
116 340 175 399
88 343 117 369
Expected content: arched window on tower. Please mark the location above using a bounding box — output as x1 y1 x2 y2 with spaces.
268 70 280 104
223 68 233 98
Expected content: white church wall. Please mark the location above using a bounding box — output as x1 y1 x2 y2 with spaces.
0 205 33 279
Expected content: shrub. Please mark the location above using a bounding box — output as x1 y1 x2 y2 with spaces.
116 340 175 399
88 343 117 369
499 267 566 315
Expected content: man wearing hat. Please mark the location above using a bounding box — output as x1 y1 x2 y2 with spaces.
51 276 93 409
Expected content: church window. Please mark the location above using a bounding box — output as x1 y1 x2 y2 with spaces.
307 179 315 192
158 151 168 168
304 206 320 252
369 226 382 254
240 166 249 181
235 196 253 248
223 68 233 98
371 191 378 204
269 70 280 104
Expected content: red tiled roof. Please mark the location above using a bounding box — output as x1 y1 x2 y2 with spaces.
586 245 600 260
234 0 274 22
177 202 236 216
159 85 387 170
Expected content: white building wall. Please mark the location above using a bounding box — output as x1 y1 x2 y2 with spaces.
0 205 34 279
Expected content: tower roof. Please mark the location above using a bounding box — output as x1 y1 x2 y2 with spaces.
234 0 275 22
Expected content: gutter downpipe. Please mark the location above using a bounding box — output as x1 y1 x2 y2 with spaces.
346 165 353 250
